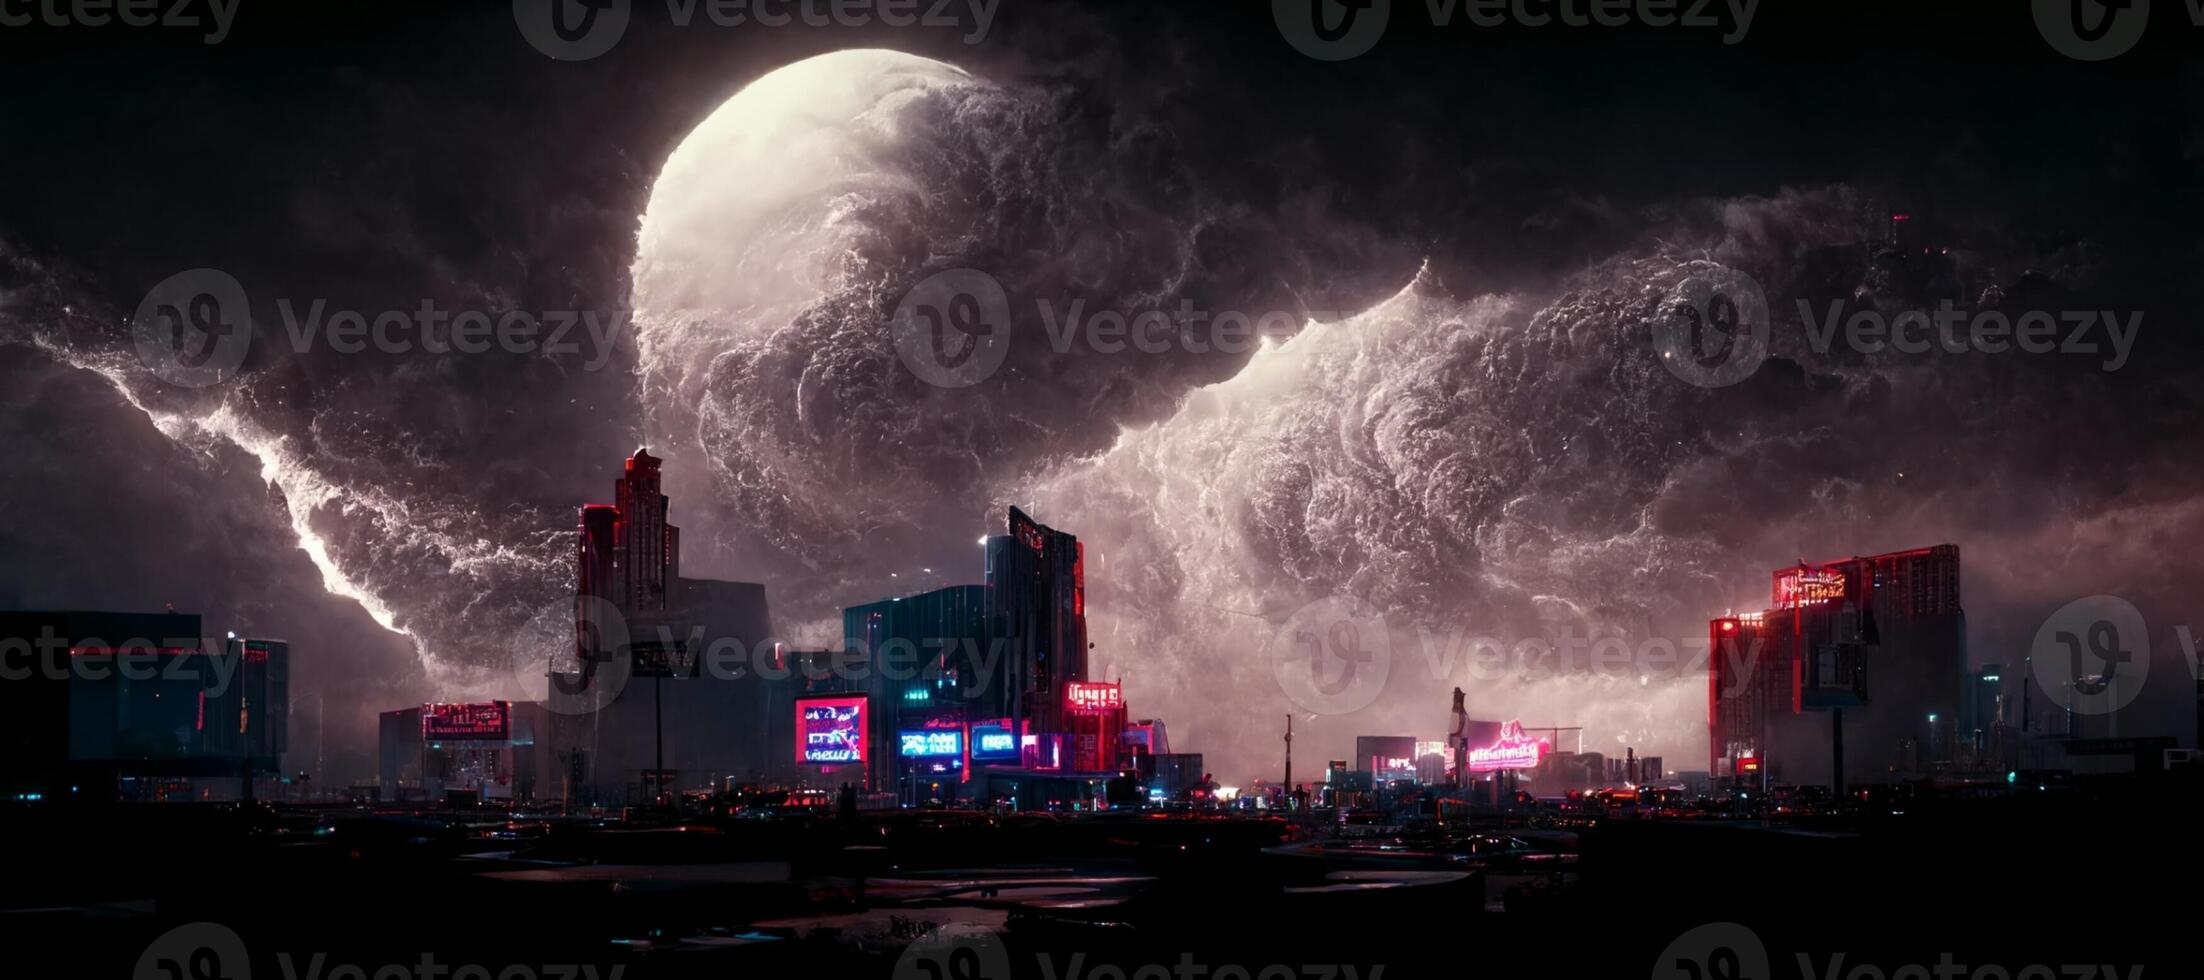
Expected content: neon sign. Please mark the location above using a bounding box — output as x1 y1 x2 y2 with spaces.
1065 681 1123 715
970 720 1018 760
899 730 964 758
1773 566 1846 608
797 696 866 765
422 701 510 740
1465 720 1549 773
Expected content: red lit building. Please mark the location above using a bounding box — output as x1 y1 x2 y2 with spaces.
551 449 776 806
1710 545 1965 787
1064 680 1125 772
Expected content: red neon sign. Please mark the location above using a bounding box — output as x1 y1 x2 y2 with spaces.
1065 681 1123 715
1465 720 1549 773
422 701 510 740
1772 566 1846 608
797 696 867 765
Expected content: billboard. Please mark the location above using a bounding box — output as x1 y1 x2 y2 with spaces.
969 720 1019 761
899 729 964 758
1464 720 1550 773
1065 681 1123 715
1353 735 1417 775
422 701 510 740
1773 565 1846 608
796 695 867 765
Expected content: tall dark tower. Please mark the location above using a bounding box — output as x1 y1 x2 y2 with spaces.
576 504 621 657
615 448 677 617
985 507 1089 737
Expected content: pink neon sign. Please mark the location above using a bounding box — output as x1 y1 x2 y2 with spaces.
1465 720 1550 773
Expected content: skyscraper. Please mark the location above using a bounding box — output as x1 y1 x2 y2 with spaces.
984 507 1088 737
553 449 773 804
614 448 677 616
575 449 682 658
1710 545 1966 786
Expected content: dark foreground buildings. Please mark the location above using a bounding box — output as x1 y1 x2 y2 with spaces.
0 610 289 802
1710 545 1965 787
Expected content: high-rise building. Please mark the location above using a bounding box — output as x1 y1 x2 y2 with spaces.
1710 544 1966 787
615 448 677 615
839 584 1003 797
983 507 1088 736
551 450 774 805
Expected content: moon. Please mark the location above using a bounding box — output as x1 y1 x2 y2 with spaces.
632 49 982 439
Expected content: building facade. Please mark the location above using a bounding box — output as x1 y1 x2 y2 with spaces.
550 449 775 807
984 507 1088 737
0 610 289 803
1710 544 1966 787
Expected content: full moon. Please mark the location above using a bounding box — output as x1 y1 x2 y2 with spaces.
632 48 982 423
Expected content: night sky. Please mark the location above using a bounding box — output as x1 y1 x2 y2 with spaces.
1 1 2198 783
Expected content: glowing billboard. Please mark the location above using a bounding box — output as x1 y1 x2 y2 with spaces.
1773 566 1846 608
969 720 1019 761
796 696 867 765
421 701 510 740
1065 681 1123 715
1464 720 1550 773
899 729 964 758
